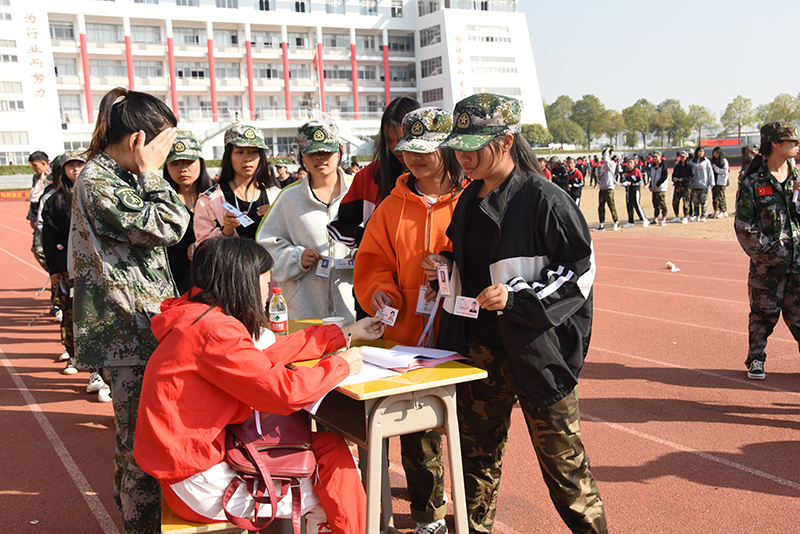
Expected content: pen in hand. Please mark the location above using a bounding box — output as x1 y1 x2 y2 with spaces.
346 333 352 351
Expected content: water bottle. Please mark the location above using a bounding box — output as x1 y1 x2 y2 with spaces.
269 287 289 336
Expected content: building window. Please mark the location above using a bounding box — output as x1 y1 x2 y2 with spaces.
471 65 517 74
174 27 203 45
326 94 353 113
0 131 29 144
388 64 415 82
53 57 78 76
356 34 376 51
90 59 127 77
179 95 214 119
467 24 509 32
289 64 311 79
420 57 442 78
86 23 124 43
49 21 75 40
419 25 440 48
391 0 403 17
134 60 164 78
357 65 377 80
214 29 239 46
324 64 351 80
0 81 23 93
470 55 515 63
218 95 242 117
134 0 159 4
215 61 240 78
387 35 414 52
472 86 521 96
468 35 511 43
0 100 24 112
216 0 238 7
294 1 309 12
176 61 209 79
131 25 161 44
253 63 283 79
176 0 199 5
422 88 443 103
360 0 377 15
254 95 284 120
288 32 309 49
251 31 281 48
323 33 350 49
418 0 439 16
255 0 274 9
276 135 296 155
1 54 18 62
0 39 15 47
0 13 11 21
325 0 344 14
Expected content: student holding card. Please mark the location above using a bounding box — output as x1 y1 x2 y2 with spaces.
194 124 281 245
354 107 466 534
424 94 608 534
257 120 355 323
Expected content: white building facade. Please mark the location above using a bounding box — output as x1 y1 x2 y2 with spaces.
0 0 545 164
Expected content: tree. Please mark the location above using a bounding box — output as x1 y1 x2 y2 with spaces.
597 109 625 147
625 131 638 148
721 96 757 141
549 118 584 145
571 94 606 148
756 93 800 124
688 104 717 144
520 123 552 146
623 99 654 149
656 99 690 147
545 95 574 124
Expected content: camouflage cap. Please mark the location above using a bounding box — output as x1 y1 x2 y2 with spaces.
760 120 800 143
165 135 203 164
652 150 662 157
439 93 521 151
60 149 87 166
298 120 341 155
395 107 453 153
224 123 268 149
677 150 688 158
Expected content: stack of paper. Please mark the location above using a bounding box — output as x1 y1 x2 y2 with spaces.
360 346 464 373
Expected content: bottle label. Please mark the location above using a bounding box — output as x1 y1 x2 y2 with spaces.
270 312 288 334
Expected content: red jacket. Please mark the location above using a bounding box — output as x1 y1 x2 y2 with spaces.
134 290 349 485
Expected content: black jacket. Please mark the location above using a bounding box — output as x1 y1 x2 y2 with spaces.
672 162 693 186
41 189 71 275
437 168 594 408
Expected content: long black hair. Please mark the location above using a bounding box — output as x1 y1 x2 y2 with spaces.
87 87 177 162
164 159 214 198
711 147 727 168
375 96 421 199
745 142 773 177
219 145 279 190
487 133 544 175
692 146 706 163
51 159 79 213
189 236 274 338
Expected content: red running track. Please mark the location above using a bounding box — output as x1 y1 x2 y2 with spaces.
1 198 799 533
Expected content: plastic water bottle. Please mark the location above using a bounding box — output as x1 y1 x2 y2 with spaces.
269 287 289 336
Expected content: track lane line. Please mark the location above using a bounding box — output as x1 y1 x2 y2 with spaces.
598 265 744 283
595 283 747 305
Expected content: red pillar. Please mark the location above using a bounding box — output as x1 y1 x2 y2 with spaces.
207 38 219 122
167 37 179 120
125 35 135 90
246 40 255 121
281 41 291 120
79 33 94 124
316 42 326 113
383 45 390 107
350 44 359 120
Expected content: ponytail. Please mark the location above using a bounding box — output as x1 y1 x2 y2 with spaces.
86 87 177 162
744 141 770 177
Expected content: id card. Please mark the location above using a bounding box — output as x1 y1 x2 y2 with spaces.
416 286 437 316
437 263 451 297
220 201 255 227
316 257 332 279
379 305 399 326
454 296 480 319
334 258 355 270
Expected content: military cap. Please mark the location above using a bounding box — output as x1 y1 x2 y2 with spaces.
677 150 688 158
549 156 559 163
51 154 63 169
224 123 268 149
439 93 521 151
652 150 662 157
395 107 453 153
297 120 340 155
760 121 800 143
60 149 87 166
166 135 203 164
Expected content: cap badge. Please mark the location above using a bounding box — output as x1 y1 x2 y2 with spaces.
410 120 425 136
244 128 256 140
457 112 471 130
174 141 186 152
313 129 326 142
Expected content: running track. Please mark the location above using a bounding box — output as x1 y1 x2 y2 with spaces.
1 198 799 533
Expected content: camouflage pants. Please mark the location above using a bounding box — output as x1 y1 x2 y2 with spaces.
31 227 48 271
400 430 446 522
672 186 691 218
746 270 800 366
712 185 727 213
457 342 607 534
597 189 618 224
52 273 74 358
690 188 708 218
651 191 667 219
100 365 161 534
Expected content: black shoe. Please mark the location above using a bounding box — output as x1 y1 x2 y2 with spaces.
747 360 765 380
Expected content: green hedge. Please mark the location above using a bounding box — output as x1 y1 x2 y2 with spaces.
0 165 33 176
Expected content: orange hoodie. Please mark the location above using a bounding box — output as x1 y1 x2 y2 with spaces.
354 173 466 347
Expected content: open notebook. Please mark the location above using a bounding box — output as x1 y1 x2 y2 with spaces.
359 345 465 373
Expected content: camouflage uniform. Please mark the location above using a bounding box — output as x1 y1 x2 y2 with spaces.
71 150 189 533
734 121 800 371
53 273 74 356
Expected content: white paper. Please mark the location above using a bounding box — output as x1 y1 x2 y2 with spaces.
303 363 400 415
392 346 459 360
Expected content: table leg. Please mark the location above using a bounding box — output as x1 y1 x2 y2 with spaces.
434 387 469 534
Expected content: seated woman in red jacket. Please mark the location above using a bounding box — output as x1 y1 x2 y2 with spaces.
134 236 385 534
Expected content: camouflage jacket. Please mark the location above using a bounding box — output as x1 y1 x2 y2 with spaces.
735 161 800 274
70 151 190 368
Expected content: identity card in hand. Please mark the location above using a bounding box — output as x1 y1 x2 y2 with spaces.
220 201 255 227
437 263 451 297
316 256 332 279
454 296 480 319
379 305 399 326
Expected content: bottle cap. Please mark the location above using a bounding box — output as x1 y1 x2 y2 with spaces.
272 287 282 294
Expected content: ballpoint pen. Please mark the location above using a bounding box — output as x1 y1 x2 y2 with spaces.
346 333 352 351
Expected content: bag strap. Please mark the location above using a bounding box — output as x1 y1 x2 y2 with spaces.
222 439 281 531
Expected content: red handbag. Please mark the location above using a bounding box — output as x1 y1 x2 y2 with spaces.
223 410 318 533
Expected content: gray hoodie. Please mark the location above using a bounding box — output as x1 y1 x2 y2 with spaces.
689 157 715 189
598 149 617 190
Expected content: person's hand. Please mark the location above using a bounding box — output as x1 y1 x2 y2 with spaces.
477 283 509 311
50 273 61 286
336 347 363 376
301 248 321 268
256 204 270 217
342 316 386 342
134 127 177 174
425 285 438 302
29 220 36 230
221 210 241 236
422 254 451 282
370 290 393 315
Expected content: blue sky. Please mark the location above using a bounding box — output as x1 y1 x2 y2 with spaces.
519 0 798 116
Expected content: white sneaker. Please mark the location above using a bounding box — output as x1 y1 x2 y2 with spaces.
54 308 63 323
414 519 447 534
97 384 112 403
642 219 650 227
681 218 688 224
720 212 729 218
690 216 697 222
622 223 635 228
62 362 78 375
670 217 681 223
86 372 105 393
612 222 620 231
58 350 70 362
700 217 707 222
660 220 666 226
